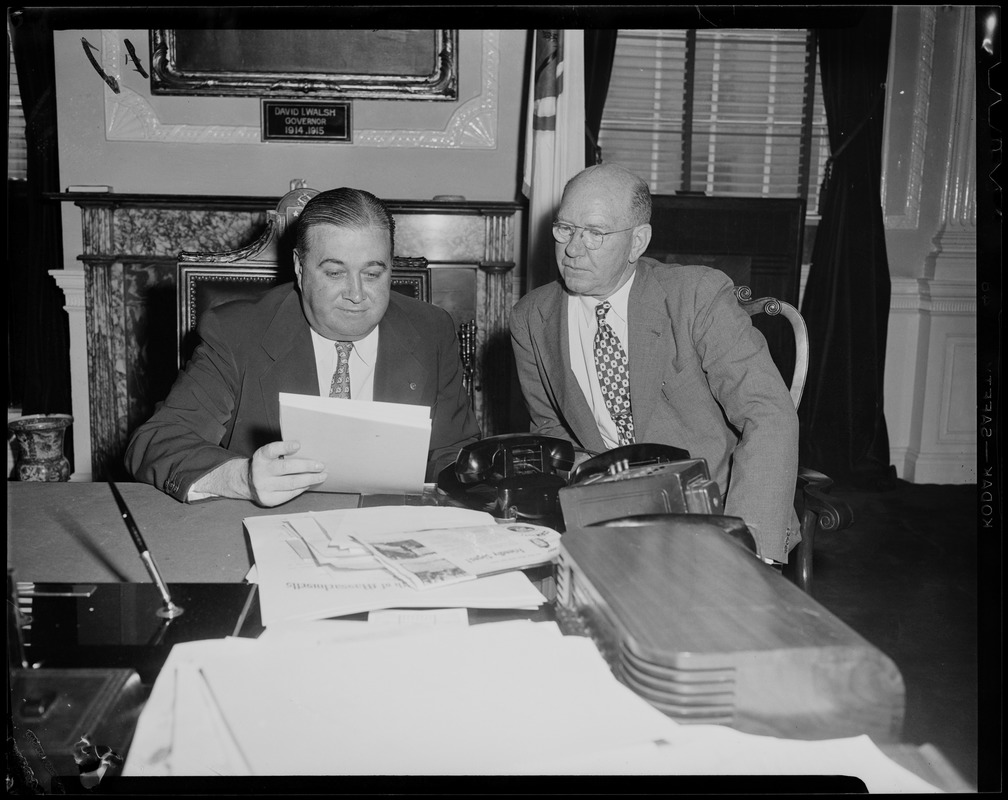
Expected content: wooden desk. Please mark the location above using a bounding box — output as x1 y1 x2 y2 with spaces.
7 482 975 791
7 481 361 583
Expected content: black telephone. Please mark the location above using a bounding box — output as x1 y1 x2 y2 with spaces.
437 434 576 523
568 442 691 485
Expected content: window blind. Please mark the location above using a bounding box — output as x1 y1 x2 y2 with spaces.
8 32 27 181
599 29 828 217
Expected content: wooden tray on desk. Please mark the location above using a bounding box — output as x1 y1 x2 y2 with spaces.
557 519 907 743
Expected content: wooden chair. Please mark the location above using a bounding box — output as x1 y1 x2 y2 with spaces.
176 187 432 368
177 186 479 412
734 285 854 595
458 320 478 408
178 258 432 367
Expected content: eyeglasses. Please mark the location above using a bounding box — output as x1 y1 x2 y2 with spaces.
552 222 636 251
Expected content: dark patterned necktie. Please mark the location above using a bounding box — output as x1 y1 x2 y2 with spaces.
329 341 354 399
594 301 635 445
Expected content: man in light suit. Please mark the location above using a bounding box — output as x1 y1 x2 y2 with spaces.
126 187 479 507
509 164 799 563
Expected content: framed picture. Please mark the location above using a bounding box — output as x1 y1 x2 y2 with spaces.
149 29 458 100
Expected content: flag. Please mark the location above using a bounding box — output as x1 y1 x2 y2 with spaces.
522 30 585 291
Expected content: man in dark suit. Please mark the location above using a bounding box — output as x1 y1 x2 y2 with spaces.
509 164 799 564
126 187 479 507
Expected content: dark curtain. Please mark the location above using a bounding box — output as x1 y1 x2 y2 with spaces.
799 7 895 487
9 9 72 461
584 30 617 167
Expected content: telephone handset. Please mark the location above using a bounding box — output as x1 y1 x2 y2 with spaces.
568 442 691 485
437 434 576 523
455 433 577 484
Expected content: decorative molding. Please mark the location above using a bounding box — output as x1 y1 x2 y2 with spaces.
939 336 976 441
937 6 977 229
49 269 87 309
357 30 499 148
104 30 498 149
881 6 935 230
888 277 928 312
483 212 513 264
910 452 977 484
49 269 92 481
888 276 976 315
927 226 977 281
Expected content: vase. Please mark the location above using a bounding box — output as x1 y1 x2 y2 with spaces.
8 413 73 482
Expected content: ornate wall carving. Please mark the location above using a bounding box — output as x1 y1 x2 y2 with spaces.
103 30 499 149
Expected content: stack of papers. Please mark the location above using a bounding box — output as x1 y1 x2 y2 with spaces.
352 521 560 590
122 620 942 788
279 392 431 494
245 506 553 626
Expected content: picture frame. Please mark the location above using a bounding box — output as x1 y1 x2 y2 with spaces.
149 29 458 100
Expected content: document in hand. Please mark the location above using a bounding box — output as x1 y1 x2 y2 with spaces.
278 392 431 494
245 506 552 625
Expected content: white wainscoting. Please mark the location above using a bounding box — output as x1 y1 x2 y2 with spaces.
799 266 976 485
885 276 977 483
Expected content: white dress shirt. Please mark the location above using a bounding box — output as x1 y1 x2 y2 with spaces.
567 272 636 451
309 326 379 401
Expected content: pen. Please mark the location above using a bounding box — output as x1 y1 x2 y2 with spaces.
108 481 184 619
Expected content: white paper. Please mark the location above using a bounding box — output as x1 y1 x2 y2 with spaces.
123 623 943 788
279 392 431 494
125 622 680 776
514 727 943 792
244 506 547 625
367 608 470 628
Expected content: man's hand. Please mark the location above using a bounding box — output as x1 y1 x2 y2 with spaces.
247 440 328 507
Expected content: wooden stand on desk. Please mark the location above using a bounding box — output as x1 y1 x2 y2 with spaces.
557 518 907 742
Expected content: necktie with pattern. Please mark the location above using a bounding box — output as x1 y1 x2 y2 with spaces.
594 301 635 446
329 341 354 399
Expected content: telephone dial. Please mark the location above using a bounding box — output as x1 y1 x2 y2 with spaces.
436 434 576 524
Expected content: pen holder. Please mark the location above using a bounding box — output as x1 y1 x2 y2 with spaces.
8 414 72 482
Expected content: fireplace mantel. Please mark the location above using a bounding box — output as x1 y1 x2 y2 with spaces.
51 192 523 480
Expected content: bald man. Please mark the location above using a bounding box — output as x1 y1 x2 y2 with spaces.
509 163 800 564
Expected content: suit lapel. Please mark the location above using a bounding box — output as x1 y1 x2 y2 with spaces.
628 262 674 439
533 286 606 452
259 289 318 432
373 298 427 404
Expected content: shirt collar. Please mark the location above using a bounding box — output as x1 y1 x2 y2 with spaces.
309 324 379 367
573 270 636 326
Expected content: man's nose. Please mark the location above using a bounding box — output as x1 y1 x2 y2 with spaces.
564 230 588 256
343 274 364 303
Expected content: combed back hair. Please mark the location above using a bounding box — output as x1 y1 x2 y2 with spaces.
295 187 395 256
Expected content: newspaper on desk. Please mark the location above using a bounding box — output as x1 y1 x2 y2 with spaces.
351 522 559 590
243 505 556 626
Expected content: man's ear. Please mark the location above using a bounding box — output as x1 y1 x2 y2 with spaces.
628 223 653 264
292 249 303 289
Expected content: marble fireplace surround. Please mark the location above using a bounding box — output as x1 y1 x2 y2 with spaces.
52 193 522 480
